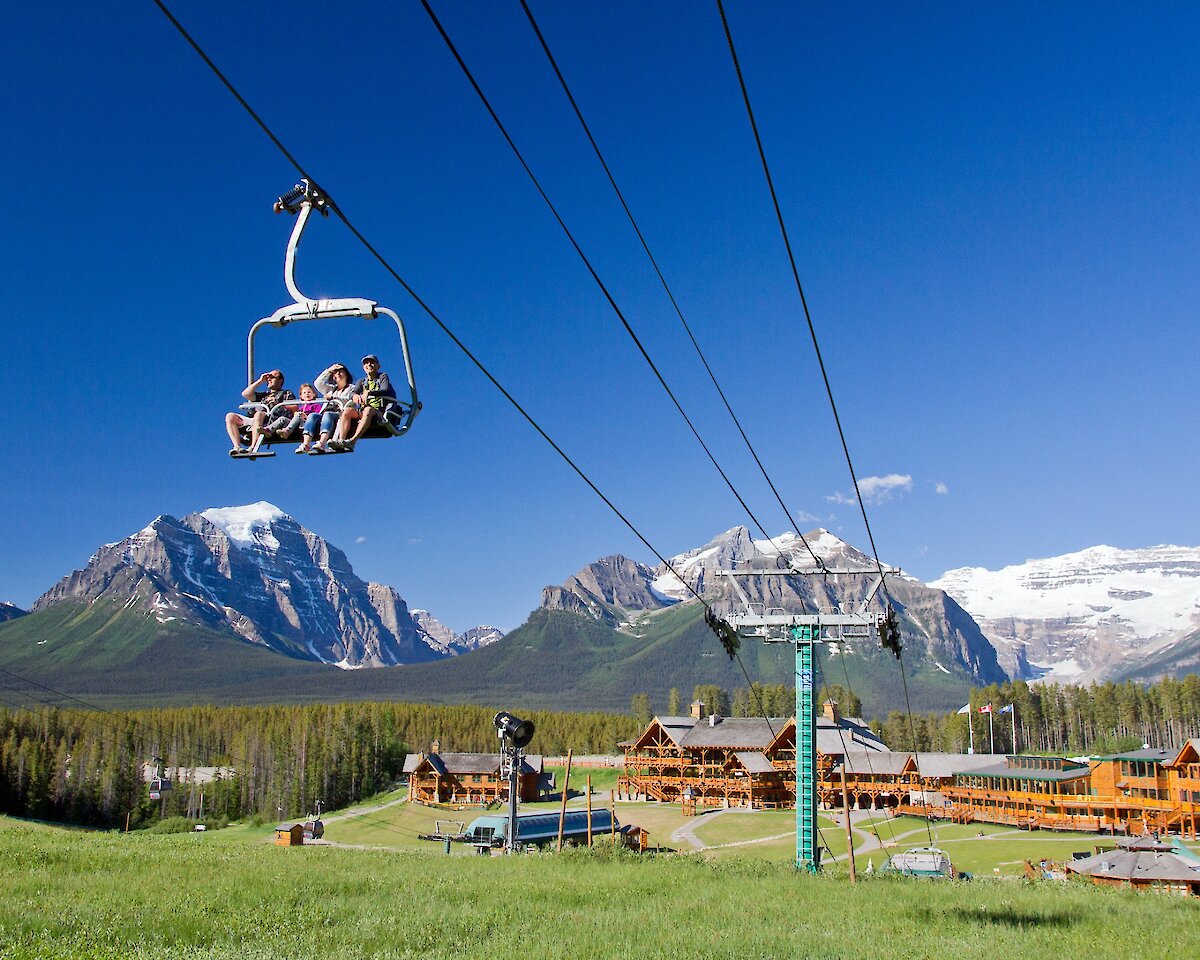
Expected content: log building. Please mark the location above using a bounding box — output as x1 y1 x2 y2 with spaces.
404 747 546 806
617 701 1200 838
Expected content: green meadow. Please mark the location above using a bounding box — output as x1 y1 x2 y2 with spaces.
1 813 1196 960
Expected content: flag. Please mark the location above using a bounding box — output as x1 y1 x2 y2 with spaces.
980 704 993 714
956 703 971 715
999 704 1014 714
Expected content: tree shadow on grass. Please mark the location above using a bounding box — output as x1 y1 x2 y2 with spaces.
914 907 1078 929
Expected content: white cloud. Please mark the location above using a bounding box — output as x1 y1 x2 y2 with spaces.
355 536 367 544
407 537 422 546
826 473 912 506
934 481 949 496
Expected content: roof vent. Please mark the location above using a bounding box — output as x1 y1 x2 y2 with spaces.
709 714 721 727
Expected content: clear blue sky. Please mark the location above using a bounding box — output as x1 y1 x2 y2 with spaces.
2 1 1197 632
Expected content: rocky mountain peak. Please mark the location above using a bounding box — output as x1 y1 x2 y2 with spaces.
33 505 459 668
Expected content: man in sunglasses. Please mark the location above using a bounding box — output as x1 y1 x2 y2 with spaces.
225 369 295 456
333 354 396 452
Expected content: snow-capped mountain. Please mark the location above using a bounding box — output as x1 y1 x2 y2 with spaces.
33 503 497 669
932 544 1200 684
542 526 1006 685
0 602 26 624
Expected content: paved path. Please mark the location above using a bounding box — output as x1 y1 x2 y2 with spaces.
321 794 410 825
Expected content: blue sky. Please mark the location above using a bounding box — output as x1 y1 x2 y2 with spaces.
2 1 1197 632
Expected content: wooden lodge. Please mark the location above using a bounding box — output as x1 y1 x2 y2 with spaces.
618 702 1200 839
618 699 898 811
943 742 1200 837
403 748 546 806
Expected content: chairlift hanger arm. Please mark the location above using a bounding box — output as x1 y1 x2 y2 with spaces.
241 181 421 433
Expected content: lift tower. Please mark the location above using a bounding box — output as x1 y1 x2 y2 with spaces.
708 561 901 872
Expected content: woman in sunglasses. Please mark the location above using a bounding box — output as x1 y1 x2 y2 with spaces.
303 363 356 455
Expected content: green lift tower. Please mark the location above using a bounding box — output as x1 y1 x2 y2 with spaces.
712 563 899 872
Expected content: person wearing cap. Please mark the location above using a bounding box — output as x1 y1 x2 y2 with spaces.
334 354 396 452
225 369 295 455
303 362 356 455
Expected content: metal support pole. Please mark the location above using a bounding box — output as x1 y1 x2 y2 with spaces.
505 745 520 854
795 633 818 872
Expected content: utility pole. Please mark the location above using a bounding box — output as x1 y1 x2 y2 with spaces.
840 763 856 883
557 750 573 851
710 561 899 873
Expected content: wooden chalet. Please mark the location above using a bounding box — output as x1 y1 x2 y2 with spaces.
618 700 891 811
403 751 545 806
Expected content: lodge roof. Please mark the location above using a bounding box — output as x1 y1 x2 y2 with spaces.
816 716 888 755
1094 747 1173 763
679 717 790 748
911 753 1009 778
840 751 912 775
734 751 779 774
637 713 889 753
402 753 544 775
1067 840 1200 884
954 761 1092 783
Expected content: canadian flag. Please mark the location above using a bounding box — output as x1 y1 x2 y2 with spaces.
979 704 993 714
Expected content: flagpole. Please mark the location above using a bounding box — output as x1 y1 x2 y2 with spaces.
1011 704 1017 753
968 710 974 754
988 710 995 754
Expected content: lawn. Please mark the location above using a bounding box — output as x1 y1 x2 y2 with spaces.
0 816 1195 960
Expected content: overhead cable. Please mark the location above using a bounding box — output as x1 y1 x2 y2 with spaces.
420 0 789 557
150 0 709 609
518 0 822 570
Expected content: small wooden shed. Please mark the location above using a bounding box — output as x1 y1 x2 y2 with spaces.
619 824 651 852
275 823 305 846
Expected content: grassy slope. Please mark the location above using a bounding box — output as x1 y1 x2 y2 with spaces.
0 602 977 715
0 816 1194 960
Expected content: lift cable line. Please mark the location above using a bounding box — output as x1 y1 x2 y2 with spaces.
150 0 874 845
150 0 721 617
713 0 890 594
715 0 943 860
517 0 822 571
420 0 791 562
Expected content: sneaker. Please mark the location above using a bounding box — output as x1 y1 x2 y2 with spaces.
308 445 326 455
295 445 309 454
230 448 246 457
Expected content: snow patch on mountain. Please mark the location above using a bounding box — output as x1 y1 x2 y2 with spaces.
200 502 288 550
932 543 1200 683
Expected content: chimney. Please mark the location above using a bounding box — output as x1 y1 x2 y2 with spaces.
822 700 840 724
690 700 707 721
709 713 721 727
430 739 440 756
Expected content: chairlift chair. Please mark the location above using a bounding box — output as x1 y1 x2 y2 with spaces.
232 180 421 459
